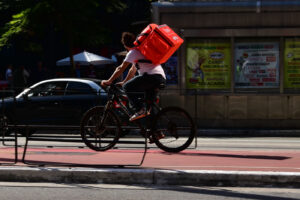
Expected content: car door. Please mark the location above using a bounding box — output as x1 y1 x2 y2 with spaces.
15 81 67 125
61 81 100 125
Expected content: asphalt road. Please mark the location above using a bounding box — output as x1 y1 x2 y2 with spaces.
195 137 300 151
0 182 300 200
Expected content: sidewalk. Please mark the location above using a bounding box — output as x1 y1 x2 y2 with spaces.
0 142 300 187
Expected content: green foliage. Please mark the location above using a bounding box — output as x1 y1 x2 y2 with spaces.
0 0 126 52
0 8 30 48
0 0 155 62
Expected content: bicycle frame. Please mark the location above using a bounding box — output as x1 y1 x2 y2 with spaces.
81 84 196 153
101 85 161 136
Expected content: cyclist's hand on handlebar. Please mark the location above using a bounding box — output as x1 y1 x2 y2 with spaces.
101 80 112 87
115 81 124 87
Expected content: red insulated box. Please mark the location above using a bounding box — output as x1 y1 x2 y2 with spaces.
134 24 184 65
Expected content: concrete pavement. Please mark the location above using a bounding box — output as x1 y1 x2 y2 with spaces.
0 136 300 187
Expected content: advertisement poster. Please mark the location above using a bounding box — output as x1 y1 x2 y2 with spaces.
186 41 231 89
235 42 279 88
284 39 300 88
163 56 178 85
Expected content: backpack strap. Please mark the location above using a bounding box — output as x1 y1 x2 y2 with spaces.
134 24 155 46
134 33 149 46
134 59 152 69
137 59 152 64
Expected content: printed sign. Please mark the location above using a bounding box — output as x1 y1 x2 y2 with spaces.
186 41 231 89
284 39 300 88
234 42 279 88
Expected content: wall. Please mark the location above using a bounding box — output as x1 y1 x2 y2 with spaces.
153 1 300 128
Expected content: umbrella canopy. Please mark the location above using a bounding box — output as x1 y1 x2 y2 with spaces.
56 51 116 66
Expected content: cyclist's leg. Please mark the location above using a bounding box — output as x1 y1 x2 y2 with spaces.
144 75 166 128
123 75 145 112
124 73 166 121
145 74 166 106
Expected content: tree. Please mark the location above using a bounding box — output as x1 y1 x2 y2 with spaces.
0 0 157 70
0 0 125 68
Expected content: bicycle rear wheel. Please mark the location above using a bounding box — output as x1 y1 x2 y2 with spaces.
151 106 196 152
80 106 121 151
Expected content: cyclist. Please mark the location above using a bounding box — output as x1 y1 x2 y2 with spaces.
101 32 166 121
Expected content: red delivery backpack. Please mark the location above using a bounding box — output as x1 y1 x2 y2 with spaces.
134 24 184 65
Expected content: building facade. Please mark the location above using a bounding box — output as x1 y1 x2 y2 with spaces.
152 0 300 129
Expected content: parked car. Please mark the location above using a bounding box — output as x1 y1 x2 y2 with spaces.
0 78 107 135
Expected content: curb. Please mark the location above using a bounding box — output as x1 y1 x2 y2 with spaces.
0 167 300 187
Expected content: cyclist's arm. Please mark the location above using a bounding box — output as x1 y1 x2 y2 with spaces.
122 64 137 83
102 61 131 86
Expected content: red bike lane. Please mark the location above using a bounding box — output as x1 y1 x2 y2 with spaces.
1 147 299 172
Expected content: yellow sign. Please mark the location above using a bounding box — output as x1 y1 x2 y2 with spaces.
284 39 300 88
186 41 231 89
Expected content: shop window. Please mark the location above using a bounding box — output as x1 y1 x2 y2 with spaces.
185 39 231 90
284 38 300 91
234 42 280 89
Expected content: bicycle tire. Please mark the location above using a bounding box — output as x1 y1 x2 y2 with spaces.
151 106 196 152
80 106 121 151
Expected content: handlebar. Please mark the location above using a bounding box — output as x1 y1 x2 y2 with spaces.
103 84 124 96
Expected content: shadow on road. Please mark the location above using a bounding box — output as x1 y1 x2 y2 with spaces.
161 152 290 160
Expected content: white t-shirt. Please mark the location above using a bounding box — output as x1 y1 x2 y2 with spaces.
124 49 166 79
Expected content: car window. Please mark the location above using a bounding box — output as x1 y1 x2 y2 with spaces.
65 81 94 95
27 82 67 97
93 80 102 87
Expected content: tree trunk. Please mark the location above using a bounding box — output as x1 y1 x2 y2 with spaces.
68 36 76 77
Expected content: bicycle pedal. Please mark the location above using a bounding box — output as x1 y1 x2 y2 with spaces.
149 135 155 144
148 131 165 144
156 132 165 140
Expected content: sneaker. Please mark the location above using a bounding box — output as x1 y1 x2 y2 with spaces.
129 108 150 121
149 131 165 144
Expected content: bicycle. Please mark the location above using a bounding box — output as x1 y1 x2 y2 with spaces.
80 84 196 152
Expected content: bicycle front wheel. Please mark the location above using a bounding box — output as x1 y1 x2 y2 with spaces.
151 106 196 152
80 106 121 151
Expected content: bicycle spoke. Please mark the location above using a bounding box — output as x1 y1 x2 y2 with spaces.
80 107 121 151
152 107 195 152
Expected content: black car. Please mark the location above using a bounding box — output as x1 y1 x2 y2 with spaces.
0 78 107 135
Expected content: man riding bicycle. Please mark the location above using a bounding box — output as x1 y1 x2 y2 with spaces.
101 32 166 121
